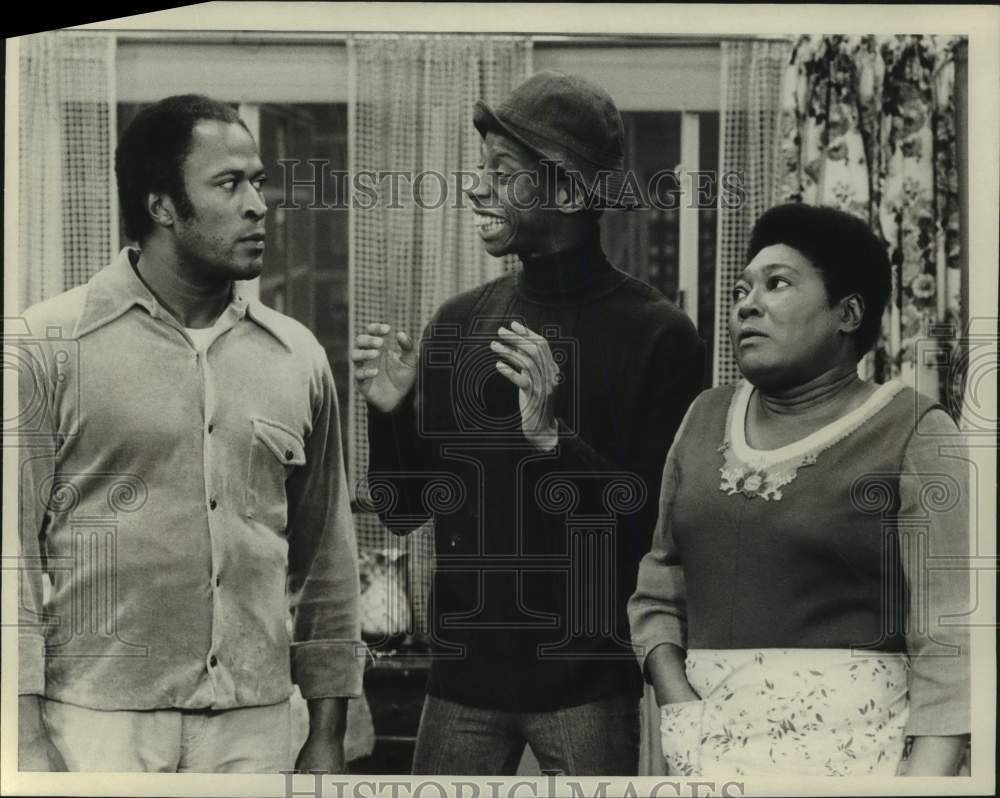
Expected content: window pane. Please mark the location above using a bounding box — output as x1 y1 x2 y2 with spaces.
698 111 720 382
602 111 682 301
257 103 350 450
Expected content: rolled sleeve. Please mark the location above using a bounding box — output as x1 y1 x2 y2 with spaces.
285 348 365 699
898 408 971 737
291 640 364 699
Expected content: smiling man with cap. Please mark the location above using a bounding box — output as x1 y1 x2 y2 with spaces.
354 71 704 775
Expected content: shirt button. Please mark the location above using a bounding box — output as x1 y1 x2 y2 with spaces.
209 655 218 667
215 575 221 587
284 449 294 461
207 423 214 434
209 498 218 510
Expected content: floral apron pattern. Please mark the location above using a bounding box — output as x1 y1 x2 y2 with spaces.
660 648 910 776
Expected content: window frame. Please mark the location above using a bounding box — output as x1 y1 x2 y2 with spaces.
115 36 722 329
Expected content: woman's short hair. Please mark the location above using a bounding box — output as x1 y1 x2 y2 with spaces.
115 95 247 243
747 203 892 358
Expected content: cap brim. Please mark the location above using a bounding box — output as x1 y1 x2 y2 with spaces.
472 99 630 210
473 100 551 163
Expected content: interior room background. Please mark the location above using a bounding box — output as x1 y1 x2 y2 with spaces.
13 30 971 774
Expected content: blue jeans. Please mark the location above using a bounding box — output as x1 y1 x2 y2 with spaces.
411 693 639 776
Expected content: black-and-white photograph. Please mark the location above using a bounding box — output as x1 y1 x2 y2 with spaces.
3 4 996 797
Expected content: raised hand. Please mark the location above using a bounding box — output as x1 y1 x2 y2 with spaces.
352 323 417 413
490 320 560 451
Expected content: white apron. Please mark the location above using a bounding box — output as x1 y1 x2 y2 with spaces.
660 648 910 776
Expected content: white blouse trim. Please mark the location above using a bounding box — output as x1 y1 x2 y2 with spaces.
729 378 905 467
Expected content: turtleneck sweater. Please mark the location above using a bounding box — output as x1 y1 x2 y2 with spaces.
367 230 704 711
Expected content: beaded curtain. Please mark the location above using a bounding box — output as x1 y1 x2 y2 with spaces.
17 32 117 312
348 35 531 636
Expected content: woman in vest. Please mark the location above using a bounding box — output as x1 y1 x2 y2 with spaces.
628 203 970 777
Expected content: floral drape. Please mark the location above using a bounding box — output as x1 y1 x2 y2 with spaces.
776 35 965 412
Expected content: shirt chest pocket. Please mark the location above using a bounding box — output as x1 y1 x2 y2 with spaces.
244 417 307 531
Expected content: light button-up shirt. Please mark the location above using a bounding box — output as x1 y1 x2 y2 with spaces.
16 248 363 710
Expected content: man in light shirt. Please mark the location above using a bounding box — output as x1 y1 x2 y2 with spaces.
16 94 363 773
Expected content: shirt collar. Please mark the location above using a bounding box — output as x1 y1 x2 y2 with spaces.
238 294 294 352
75 248 159 337
76 247 292 351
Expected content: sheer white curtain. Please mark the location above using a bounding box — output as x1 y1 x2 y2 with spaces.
348 34 531 633
16 31 117 313
711 39 793 387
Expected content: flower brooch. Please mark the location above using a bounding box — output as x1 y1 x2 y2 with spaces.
718 442 818 501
